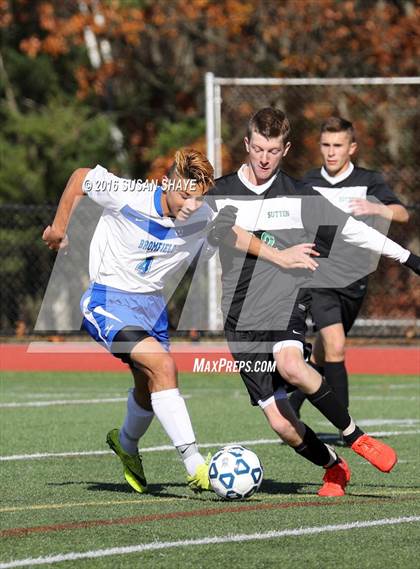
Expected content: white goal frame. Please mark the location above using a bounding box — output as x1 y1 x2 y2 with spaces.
205 73 420 332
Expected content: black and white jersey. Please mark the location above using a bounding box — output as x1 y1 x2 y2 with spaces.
207 167 350 330
304 163 402 214
304 163 403 296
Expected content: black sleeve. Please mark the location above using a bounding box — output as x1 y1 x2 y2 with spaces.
367 172 403 206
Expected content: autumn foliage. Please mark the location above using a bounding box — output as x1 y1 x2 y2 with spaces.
3 0 418 171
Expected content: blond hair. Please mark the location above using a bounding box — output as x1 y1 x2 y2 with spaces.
171 148 214 194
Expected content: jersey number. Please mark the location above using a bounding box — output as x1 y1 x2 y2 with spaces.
136 257 153 274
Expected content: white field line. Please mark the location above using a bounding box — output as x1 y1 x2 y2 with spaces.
0 394 416 409
3 392 127 398
1 395 416 408
390 384 420 390
0 395 190 408
0 398 127 408
0 516 419 568
1 430 420 462
351 396 417 401
318 418 419 428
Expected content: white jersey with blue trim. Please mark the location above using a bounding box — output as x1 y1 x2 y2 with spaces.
83 165 215 293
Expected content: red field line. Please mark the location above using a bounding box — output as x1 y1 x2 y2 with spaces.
1 496 408 539
0 343 419 374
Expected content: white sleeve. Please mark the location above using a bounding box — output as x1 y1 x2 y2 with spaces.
82 165 137 210
341 216 410 263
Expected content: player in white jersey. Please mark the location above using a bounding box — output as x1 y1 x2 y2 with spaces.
43 148 318 495
42 149 224 493
289 117 410 425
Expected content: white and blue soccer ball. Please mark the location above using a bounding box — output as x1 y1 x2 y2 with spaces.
209 445 264 500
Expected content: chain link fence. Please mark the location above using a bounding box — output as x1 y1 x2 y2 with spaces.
1 79 419 337
0 205 56 336
206 77 420 337
0 203 210 338
0 204 418 337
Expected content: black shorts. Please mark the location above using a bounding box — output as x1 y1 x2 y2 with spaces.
311 285 366 335
111 326 152 364
224 328 289 406
224 295 310 406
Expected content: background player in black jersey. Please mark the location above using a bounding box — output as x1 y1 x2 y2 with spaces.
288 117 410 425
208 108 420 493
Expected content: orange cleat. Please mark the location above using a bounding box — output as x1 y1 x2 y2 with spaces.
318 458 351 497
351 434 397 473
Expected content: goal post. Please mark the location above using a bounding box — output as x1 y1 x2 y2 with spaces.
205 73 420 336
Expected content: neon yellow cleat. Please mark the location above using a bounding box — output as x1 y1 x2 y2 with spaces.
187 453 211 492
106 429 148 493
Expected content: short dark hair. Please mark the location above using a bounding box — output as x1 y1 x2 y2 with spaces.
247 107 291 143
320 116 356 142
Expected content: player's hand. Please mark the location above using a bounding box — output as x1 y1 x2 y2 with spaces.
42 225 69 251
350 199 381 217
404 253 420 275
276 243 319 271
207 205 238 246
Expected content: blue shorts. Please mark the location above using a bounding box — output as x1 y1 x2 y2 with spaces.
80 283 170 358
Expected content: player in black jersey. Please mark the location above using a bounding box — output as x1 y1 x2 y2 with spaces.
208 108 420 493
288 117 410 423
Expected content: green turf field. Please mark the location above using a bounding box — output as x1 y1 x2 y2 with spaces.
1 371 419 568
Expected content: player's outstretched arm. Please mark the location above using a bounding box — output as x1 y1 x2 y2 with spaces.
207 205 319 271
42 168 90 251
227 227 319 271
208 205 319 272
241 236 319 271
340 216 419 275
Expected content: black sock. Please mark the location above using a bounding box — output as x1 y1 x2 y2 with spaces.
307 378 353 431
324 361 349 409
288 361 324 416
342 427 364 446
293 424 338 467
288 389 306 416
310 361 325 376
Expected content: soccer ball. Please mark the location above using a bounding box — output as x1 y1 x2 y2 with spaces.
208 445 263 500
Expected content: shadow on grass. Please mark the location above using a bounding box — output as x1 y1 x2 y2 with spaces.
47 480 134 493
47 480 214 500
315 432 346 446
260 478 310 494
259 478 419 500
316 432 403 446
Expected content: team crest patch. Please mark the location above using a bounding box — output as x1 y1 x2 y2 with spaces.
261 232 276 247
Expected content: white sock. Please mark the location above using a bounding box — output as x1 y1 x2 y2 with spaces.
184 453 205 476
342 418 356 437
177 442 206 476
324 444 339 468
119 388 154 455
150 388 204 475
